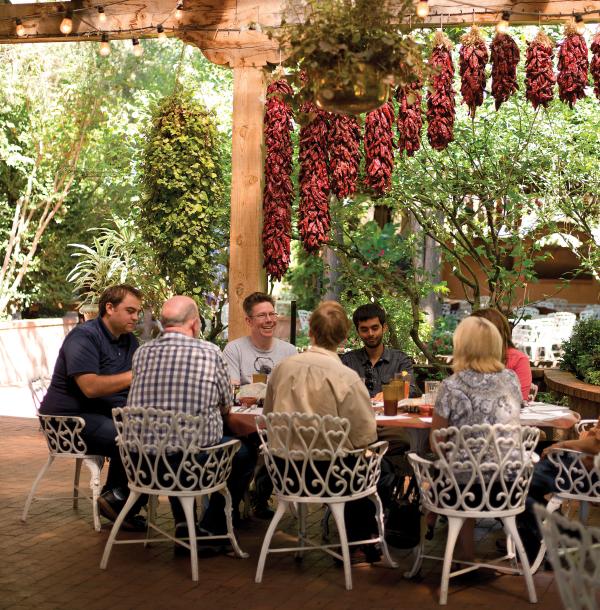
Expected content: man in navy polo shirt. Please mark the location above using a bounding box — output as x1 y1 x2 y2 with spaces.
40 284 145 530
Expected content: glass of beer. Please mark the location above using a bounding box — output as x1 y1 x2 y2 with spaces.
252 373 268 384
382 384 399 416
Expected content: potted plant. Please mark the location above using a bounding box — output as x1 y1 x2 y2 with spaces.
273 0 425 114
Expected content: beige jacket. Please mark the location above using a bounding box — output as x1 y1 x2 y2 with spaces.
263 346 377 450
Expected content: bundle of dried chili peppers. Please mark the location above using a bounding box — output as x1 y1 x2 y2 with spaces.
525 29 556 109
427 29 456 151
557 23 589 107
328 113 361 200
490 32 520 109
591 30 600 100
395 76 423 157
459 25 488 118
364 101 395 196
262 79 294 280
298 102 331 253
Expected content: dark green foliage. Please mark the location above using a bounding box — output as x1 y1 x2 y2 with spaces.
139 90 226 298
560 319 600 386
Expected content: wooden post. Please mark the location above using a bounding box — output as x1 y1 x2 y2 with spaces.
228 65 267 340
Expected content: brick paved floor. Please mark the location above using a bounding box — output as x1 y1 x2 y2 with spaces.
2 415 595 610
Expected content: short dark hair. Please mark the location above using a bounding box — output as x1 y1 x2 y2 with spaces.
243 292 275 317
310 301 350 350
352 303 386 329
98 284 142 317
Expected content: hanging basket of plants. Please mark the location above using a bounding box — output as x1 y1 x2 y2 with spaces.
273 0 425 115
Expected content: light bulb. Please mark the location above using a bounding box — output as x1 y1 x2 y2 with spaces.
99 33 110 56
575 15 586 35
496 12 510 34
157 24 167 40
416 0 429 19
97 6 107 23
132 38 143 57
175 2 184 20
15 18 26 37
60 10 73 35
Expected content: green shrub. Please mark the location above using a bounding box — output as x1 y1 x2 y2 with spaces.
427 316 458 356
560 319 600 386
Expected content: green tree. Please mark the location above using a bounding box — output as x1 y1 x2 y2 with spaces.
139 88 228 309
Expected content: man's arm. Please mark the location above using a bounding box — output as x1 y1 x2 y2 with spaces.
542 435 600 459
75 371 132 398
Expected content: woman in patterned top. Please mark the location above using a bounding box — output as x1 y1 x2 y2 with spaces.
431 315 522 560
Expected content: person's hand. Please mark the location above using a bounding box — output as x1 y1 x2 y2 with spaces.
541 442 563 460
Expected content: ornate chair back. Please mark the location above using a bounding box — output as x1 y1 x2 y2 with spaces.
256 412 385 500
40 415 90 455
535 505 600 610
546 448 600 503
411 423 539 516
112 406 239 495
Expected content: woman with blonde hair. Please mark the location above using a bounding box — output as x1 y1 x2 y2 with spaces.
429 316 522 560
470 307 532 401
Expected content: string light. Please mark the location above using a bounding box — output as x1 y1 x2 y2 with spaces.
60 9 73 35
97 6 107 24
99 32 110 56
132 37 143 57
416 0 429 19
15 18 26 37
574 14 586 35
175 2 184 20
157 24 167 40
496 11 510 34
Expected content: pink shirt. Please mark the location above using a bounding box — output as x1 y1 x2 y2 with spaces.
506 347 532 401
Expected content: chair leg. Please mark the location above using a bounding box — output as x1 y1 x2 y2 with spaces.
179 496 199 582
21 455 55 522
73 459 82 509
502 516 538 604
83 458 102 532
255 500 288 584
439 516 465 605
369 493 397 568
330 502 352 591
100 491 140 571
579 500 590 524
220 488 248 559
527 497 561 574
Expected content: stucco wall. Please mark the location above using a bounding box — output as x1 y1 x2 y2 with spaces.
0 318 76 386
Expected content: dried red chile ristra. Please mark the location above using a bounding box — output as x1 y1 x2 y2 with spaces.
490 32 520 109
298 102 331 253
262 79 294 280
558 23 589 107
395 76 423 157
459 25 489 118
427 30 456 151
364 101 395 196
591 31 600 100
328 113 361 200
525 29 556 109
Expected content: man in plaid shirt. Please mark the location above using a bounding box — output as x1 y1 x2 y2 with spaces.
127 296 255 548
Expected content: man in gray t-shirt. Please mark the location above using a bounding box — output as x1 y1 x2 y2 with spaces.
223 293 297 385
223 292 297 519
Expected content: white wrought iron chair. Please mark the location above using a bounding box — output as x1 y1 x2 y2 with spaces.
28 377 51 413
100 407 248 582
526 447 600 574
535 505 600 610
407 423 540 605
21 415 103 531
254 412 397 591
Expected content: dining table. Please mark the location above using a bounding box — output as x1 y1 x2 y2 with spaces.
230 399 580 454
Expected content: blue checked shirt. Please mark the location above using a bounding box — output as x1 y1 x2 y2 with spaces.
127 332 232 448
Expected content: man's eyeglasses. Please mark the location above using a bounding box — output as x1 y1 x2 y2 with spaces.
250 312 279 321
